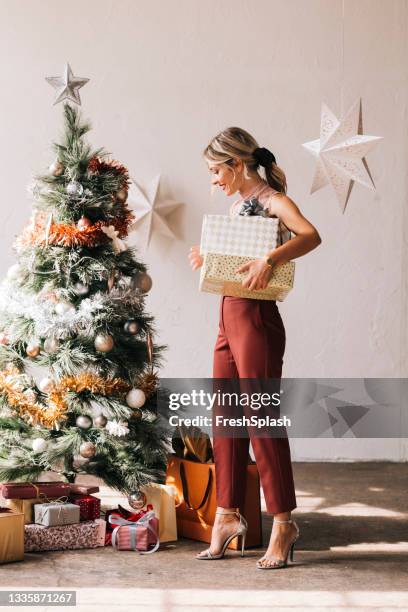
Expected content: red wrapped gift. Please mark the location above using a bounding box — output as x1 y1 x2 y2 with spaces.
69 484 99 495
104 505 153 546
109 511 159 554
69 494 100 521
1 482 71 500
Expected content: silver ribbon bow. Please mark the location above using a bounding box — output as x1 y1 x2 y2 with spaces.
109 510 160 554
238 197 268 217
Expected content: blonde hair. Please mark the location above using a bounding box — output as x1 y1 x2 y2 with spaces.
203 127 287 194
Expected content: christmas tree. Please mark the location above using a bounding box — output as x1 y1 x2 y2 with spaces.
0 85 171 495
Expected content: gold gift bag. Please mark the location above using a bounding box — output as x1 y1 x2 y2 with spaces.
139 482 178 543
200 252 295 302
0 510 24 564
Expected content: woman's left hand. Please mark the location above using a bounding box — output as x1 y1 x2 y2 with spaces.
235 258 274 290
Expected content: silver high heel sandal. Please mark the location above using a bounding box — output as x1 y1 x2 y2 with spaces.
196 510 248 560
256 518 300 570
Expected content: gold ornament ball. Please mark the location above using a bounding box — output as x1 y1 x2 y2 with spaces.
79 441 96 458
131 272 153 293
93 415 108 428
126 388 146 409
116 188 128 203
128 490 147 510
26 342 40 358
94 333 114 352
77 216 92 231
49 160 64 177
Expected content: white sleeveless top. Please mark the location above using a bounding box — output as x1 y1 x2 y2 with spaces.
229 181 291 245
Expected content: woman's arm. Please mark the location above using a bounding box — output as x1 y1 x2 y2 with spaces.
265 194 321 267
236 195 322 290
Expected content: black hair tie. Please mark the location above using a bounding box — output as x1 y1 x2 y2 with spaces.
253 147 276 167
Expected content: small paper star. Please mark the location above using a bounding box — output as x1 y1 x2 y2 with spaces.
127 175 182 248
302 99 383 212
46 63 89 106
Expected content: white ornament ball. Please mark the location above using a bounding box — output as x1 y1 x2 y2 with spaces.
94 333 114 352
32 438 48 453
43 336 60 354
49 160 64 177
77 216 92 230
66 180 84 196
55 301 76 315
39 377 54 394
7 264 21 280
76 415 93 429
126 388 146 409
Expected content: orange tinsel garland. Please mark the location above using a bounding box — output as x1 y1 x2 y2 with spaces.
0 368 131 430
15 208 135 250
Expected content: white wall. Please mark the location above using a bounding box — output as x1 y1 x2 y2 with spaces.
0 0 406 460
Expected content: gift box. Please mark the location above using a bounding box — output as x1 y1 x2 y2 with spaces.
200 252 295 302
200 214 282 258
6 497 60 525
69 494 100 521
34 502 80 527
24 518 106 552
69 484 99 495
199 214 295 302
1 481 71 500
109 511 159 554
0 509 24 564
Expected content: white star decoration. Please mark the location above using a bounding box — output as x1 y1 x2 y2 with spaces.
127 175 182 248
302 99 383 212
46 63 89 106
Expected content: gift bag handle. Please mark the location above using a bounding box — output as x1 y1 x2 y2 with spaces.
179 462 213 511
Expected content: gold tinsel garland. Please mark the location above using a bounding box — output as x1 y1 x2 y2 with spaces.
0 367 132 430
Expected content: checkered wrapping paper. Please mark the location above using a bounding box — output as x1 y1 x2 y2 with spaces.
200 215 281 258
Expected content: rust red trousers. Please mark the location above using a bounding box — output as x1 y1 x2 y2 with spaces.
212 295 297 514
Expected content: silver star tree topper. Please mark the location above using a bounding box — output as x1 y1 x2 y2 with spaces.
46 63 89 106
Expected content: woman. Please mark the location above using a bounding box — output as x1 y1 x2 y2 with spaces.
188 127 321 569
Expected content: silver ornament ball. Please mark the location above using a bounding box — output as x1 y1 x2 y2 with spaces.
94 333 114 352
66 180 84 196
126 388 146 409
128 490 147 510
76 415 92 429
39 377 54 394
43 336 60 354
124 320 139 335
26 342 40 358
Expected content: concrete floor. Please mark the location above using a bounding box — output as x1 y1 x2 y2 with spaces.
1 462 407 611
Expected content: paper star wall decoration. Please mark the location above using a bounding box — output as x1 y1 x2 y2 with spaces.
127 175 182 248
46 63 89 106
302 99 383 212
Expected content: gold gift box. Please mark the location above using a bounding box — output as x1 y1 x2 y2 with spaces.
0 510 24 564
199 252 295 302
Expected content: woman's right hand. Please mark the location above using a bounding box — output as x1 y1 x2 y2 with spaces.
188 245 203 271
